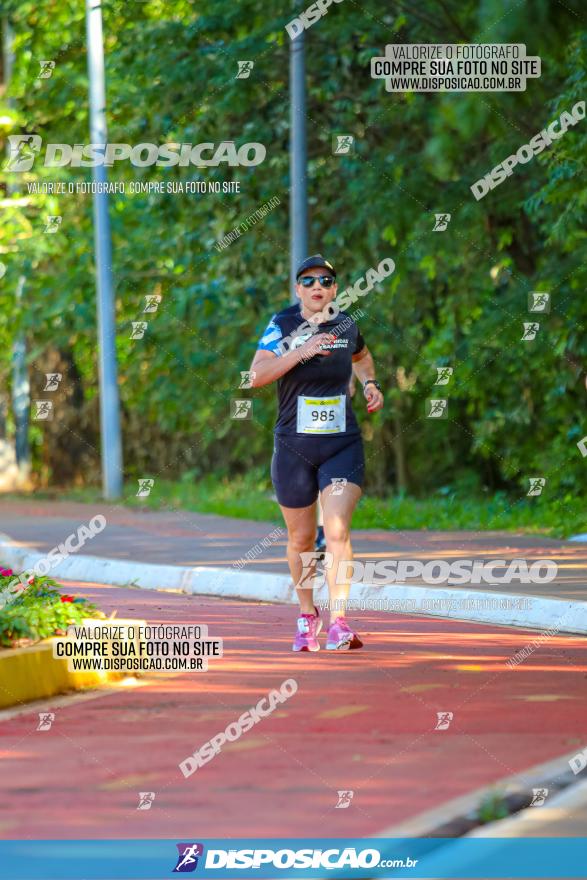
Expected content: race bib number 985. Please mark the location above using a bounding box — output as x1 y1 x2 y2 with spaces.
296 395 346 434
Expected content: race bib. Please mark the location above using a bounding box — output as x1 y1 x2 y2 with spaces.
296 395 346 434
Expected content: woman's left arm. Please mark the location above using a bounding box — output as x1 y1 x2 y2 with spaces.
352 346 384 413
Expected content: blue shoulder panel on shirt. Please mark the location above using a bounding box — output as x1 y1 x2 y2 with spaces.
257 316 283 354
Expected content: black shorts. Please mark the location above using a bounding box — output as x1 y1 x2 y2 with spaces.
271 433 365 508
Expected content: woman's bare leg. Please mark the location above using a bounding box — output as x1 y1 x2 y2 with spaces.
320 482 362 624
279 501 319 614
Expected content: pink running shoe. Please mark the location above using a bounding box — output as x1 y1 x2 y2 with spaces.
326 617 363 651
292 608 323 652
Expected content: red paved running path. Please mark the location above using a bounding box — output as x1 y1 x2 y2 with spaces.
0 580 586 839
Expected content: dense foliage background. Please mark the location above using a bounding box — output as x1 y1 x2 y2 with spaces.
0 0 586 504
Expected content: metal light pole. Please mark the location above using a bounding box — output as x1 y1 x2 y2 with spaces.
3 18 31 484
12 275 30 480
85 0 123 498
289 26 308 302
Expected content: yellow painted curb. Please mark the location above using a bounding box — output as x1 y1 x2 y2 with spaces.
0 618 146 710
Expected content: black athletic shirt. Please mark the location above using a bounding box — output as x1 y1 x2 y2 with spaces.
257 302 366 436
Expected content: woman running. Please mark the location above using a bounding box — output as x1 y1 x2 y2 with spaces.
250 254 383 651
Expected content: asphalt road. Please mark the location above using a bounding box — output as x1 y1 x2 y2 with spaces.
0 499 586 600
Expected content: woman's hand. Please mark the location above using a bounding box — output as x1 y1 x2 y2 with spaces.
297 332 335 361
364 382 384 413
249 333 335 388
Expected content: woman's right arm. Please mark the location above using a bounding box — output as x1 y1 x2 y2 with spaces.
249 333 334 388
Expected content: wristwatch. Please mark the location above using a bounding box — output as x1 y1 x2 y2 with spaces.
363 379 382 392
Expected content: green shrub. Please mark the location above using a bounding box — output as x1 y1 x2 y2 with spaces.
0 571 103 648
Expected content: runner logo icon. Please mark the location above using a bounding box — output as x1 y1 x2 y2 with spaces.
173 843 204 872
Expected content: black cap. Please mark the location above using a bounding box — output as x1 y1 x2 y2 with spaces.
295 253 337 280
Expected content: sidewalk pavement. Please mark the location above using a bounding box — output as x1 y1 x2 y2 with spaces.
0 498 586 600
1 577 586 839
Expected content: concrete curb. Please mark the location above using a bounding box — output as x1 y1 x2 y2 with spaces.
1 532 587 634
386 770 587 876
467 778 587 837
0 616 149 709
0 637 122 710
372 746 586 838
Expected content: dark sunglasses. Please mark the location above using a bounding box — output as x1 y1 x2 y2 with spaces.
298 275 336 288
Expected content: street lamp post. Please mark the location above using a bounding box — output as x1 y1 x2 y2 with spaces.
289 26 308 302
85 0 123 498
3 19 31 485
